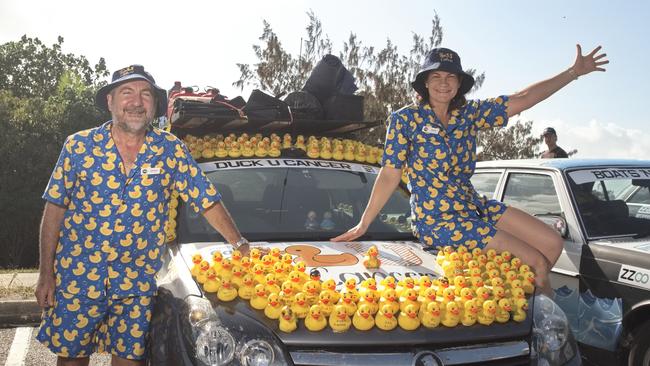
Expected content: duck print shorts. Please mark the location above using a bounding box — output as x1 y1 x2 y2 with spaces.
37 291 153 360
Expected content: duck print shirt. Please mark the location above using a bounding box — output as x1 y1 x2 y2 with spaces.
382 97 509 243
43 121 221 298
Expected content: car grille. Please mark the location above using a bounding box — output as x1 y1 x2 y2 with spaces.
289 340 530 366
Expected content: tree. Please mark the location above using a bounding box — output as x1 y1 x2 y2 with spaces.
477 119 541 160
0 36 108 268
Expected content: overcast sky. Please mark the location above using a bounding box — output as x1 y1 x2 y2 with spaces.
1 0 648 158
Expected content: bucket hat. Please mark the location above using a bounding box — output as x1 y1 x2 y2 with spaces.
411 48 475 99
95 64 167 118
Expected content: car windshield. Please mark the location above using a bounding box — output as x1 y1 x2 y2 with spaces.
176 161 414 242
567 167 650 238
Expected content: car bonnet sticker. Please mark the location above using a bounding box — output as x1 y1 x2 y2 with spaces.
569 168 650 184
617 264 650 290
199 158 380 174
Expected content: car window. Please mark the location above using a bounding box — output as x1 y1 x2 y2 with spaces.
177 166 414 242
628 186 650 204
472 172 501 198
502 173 562 215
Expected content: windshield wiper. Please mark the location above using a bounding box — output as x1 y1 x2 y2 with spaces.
633 229 650 239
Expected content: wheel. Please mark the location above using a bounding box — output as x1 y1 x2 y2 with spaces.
628 320 650 366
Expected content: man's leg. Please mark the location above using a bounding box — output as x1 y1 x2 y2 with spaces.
57 357 90 366
111 355 145 366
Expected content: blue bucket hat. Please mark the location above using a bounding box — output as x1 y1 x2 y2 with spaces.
95 64 168 118
411 48 475 99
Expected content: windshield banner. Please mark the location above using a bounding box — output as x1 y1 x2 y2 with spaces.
199 159 380 174
568 168 650 184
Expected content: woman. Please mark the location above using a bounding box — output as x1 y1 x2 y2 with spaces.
332 45 608 295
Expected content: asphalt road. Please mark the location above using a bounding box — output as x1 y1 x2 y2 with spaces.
0 327 111 366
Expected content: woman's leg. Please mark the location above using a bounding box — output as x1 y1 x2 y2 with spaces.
495 207 564 269
485 229 553 296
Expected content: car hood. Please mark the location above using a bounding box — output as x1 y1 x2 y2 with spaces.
178 240 533 347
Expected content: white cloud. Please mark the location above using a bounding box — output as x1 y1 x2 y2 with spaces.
528 117 650 159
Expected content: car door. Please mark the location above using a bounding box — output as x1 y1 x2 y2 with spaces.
496 169 584 330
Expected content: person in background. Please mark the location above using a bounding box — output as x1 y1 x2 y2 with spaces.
34 65 249 366
540 127 569 158
333 45 608 296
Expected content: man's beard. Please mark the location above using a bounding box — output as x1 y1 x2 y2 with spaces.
114 108 153 134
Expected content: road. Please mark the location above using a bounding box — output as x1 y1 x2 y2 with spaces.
0 327 111 366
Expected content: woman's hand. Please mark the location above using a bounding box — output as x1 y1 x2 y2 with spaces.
330 222 369 242
572 44 608 77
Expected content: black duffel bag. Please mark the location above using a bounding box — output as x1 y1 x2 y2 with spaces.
242 90 292 121
303 54 358 104
284 91 324 120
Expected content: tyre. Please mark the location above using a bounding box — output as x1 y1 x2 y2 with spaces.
628 320 650 366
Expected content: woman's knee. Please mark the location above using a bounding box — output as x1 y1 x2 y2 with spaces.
545 232 564 265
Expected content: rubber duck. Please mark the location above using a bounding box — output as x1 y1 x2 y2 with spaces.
362 245 381 269
441 301 460 327
504 270 518 286
264 293 283 319
273 262 287 283
453 275 468 296
492 286 506 302
359 278 378 297
469 275 484 289
329 305 352 332
354 145 367 162
268 141 282 158
196 260 211 284
477 300 497 326
358 289 379 315
317 291 334 316
421 301 441 329
303 280 320 305
353 304 375 331
508 280 524 297
458 287 475 306
471 247 483 259
251 264 266 285
338 291 358 317
343 277 360 302
282 134 292 149
291 292 310 319
238 274 255 300
461 299 479 326
230 265 245 288
398 304 420 330
215 141 228 158
287 271 303 292
510 257 522 271
399 288 420 313
417 287 437 316
241 141 254 157
475 286 491 308
321 279 340 304
250 284 268 310
294 135 306 151
320 143 332 160
396 277 415 297
510 288 526 301
379 276 397 292
518 264 531 274
500 250 512 263
269 247 282 262
495 298 512 323
493 254 504 267
499 262 512 274
202 268 221 293
486 249 497 261
461 252 473 265
295 261 309 282
490 277 504 289
375 304 398 331
249 248 262 265
254 141 268 158
264 273 281 295
190 254 203 277
279 281 295 305
416 275 433 296
435 276 450 298
228 141 242 158
279 306 297 333
307 143 320 159
217 278 238 302
436 246 454 265
308 269 322 291
230 250 243 266
520 271 536 294
343 144 355 161
379 288 400 315
218 258 233 280
441 287 456 307
305 304 327 331
513 298 528 322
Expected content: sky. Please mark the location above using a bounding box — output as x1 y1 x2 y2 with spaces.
1 0 649 159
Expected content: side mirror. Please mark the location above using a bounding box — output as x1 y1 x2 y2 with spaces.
536 214 569 239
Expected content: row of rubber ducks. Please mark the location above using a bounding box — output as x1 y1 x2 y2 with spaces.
182 133 383 163
190 245 533 332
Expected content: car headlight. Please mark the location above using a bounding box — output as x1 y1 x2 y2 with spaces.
531 294 581 366
183 295 288 366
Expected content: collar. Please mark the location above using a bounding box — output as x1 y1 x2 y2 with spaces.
94 120 164 145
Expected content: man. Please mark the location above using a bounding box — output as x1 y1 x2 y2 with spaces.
34 65 249 366
539 127 569 158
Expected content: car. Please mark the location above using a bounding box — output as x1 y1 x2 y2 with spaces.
147 91 581 366
473 158 650 366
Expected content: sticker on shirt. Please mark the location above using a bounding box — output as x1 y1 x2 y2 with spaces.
141 167 161 175
422 125 440 134
617 264 650 290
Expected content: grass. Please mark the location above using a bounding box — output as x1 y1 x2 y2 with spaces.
0 285 35 300
0 268 37 274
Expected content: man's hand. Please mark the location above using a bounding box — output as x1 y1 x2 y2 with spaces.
35 272 56 308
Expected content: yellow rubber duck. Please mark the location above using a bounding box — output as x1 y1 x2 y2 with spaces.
211 251 223 272
329 305 351 332
343 278 360 302
495 298 512 323
241 141 254 158
513 298 528 322
520 271 536 294
196 261 211 284
421 301 441 329
320 145 332 160
352 304 375 331
343 144 355 161
417 287 437 317
250 285 268 310
238 274 255 300
263 273 280 295
359 278 378 296
218 258 233 280
435 276 450 298
453 275 468 297
305 304 327 331
278 306 297 333
240 256 251 272
249 247 262 264
461 299 479 326
203 269 221 293
268 141 281 157
302 281 320 305
375 304 398 331
441 287 456 307
252 264 266 285
321 279 340 304
362 245 381 269
358 290 379 315
332 144 345 160
215 141 228 158
264 293 283 319
228 141 242 158
510 257 522 271
416 275 433 296
379 288 400 315
272 262 287 283
399 288 420 313
291 292 310 319
307 143 320 159
441 301 460 327
317 291 334 317
475 286 491 308
217 278 238 302
230 266 245 289
398 304 420 331
282 134 292 149
354 145 367 162
379 276 397 292
396 277 415 297
458 287 475 307
254 141 268 158
477 300 497 326
279 281 296 306
338 291 358 317
287 271 303 292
